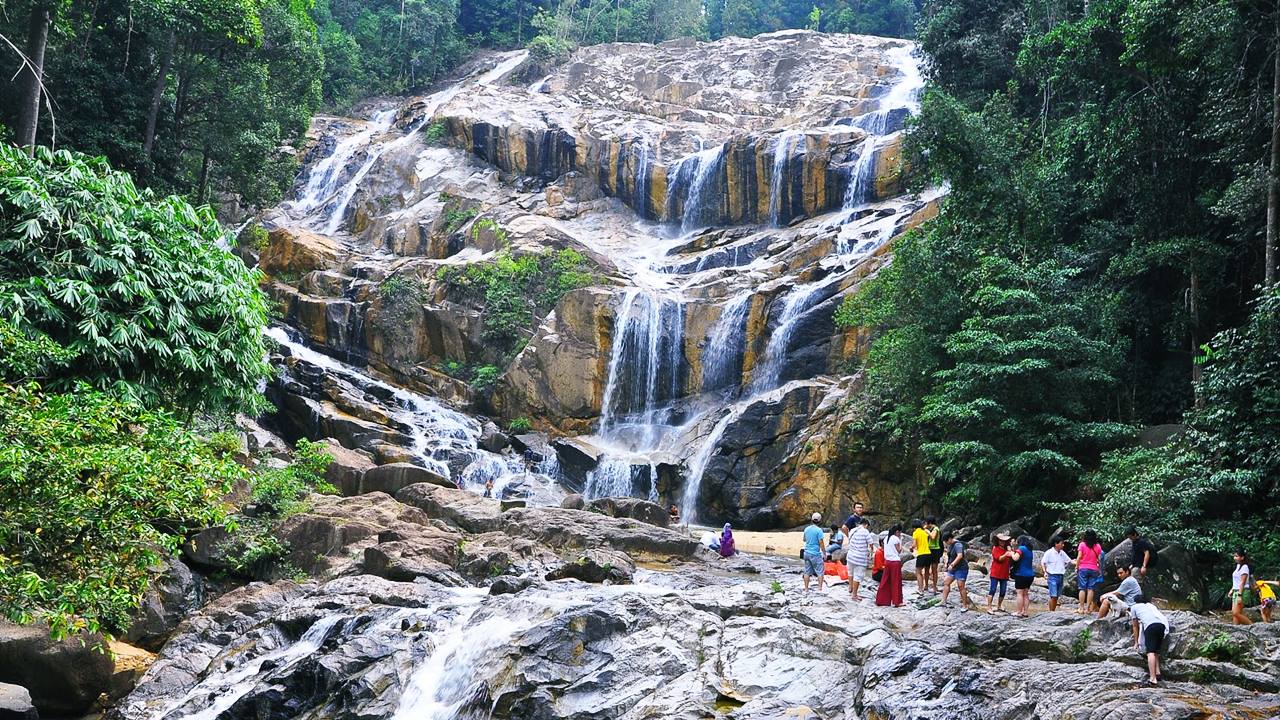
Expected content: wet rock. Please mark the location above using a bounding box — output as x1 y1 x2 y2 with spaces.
317 438 377 495
259 227 343 278
181 525 235 570
396 483 505 534
501 506 699 558
586 497 670 528
509 433 555 463
360 462 456 495
123 556 204 651
545 549 635 584
552 436 604 485
0 683 36 720
458 532 562 580
560 493 586 510
479 426 510 452
0 623 113 717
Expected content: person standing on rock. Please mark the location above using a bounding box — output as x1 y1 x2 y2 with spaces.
940 530 973 612
1009 535 1035 617
986 533 1012 614
876 525 905 607
1076 530 1106 615
802 513 827 591
841 502 866 538
912 520 932 596
1232 549 1253 625
847 517 876 601
1041 537 1070 612
926 517 943 593
1128 594 1169 686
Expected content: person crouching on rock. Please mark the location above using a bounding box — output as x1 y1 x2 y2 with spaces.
719 523 736 558
1128 594 1169 686
940 530 974 612
1257 580 1277 623
875 525 905 607
802 513 827 591
1097 565 1142 621
987 533 1012 614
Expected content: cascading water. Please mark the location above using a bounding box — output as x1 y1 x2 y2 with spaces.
842 137 878 212
700 293 752 393
293 109 396 217
678 144 725 233
267 327 535 491
321 51 528 235
632 139 652 217
679 406 743 525
769 131 803 227
750 281 830 393
596 290 686 449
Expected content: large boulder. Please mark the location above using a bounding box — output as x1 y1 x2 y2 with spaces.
545 548 635 584
359 462 457 495
0 683 36 720
396 482 504 533
0 623 113 717
1104 538 1206 609
317 438 377 495
123 556 204 651
500 506 700 558
586 497 670 528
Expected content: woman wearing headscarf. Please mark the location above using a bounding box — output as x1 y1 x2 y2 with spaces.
719 523 736 558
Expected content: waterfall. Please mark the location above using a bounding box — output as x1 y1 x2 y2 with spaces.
679 408 742 525
679 144 725 233
321 51 528 235
267 327 513 484
293 109 396 218
597 290 685 449
769 131 803 227
749 282 829 393
158 614 351 720
633 139 652 217
842 138 878 212
701 293 752 392
584 457 636 499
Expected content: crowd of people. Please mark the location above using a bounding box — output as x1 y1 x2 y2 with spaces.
788 505 1275 687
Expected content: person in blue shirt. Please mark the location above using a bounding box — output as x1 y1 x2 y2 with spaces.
802 512 827 591
1010 535 1037 617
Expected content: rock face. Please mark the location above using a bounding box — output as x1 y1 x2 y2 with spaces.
257 31 940 529
0 623 113 717
123 556 204 651
0 683 36 720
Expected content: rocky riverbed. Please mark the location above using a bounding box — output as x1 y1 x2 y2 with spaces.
95 483 1280 720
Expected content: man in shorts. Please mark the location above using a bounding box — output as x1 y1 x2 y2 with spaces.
846 517 876 600
939 530 973 612
1040 537 1071 611
802 512 827 591
912 520 933 594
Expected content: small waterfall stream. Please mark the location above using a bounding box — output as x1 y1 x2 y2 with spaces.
768 131 804 227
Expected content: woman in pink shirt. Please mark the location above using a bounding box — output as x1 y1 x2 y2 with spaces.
1076 529 1105 614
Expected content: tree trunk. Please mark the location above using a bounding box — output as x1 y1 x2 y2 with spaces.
1266 8 1280 288
1190 270 1203 407
143 30 177 158
197 146 211 204
15 4 52 152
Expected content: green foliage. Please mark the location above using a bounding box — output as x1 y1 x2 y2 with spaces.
507 416 533 433
1061 290 1280 570
472 365 502 393
770 580 784 594
0 323 75 382
237 223 270 252
1070 627 1091 660
250 439 337 517
443 205 480 234
423 120 450 146
438 248 594 356
379 275 424 303
0 381 241 638
1195 632 1247 664
527 34 574 62
0 146 272 414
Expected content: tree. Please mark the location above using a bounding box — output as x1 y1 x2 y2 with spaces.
0 324 243 638
0 145 272 413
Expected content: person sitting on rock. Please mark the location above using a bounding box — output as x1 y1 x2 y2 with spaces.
871 535 886 585
669 505 681 524
1097 565 1142 620
826 524 846 562
719 523 736 558
1128 594 1169 686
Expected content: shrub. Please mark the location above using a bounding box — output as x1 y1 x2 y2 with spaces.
443 205 479 234
0 381 243 638
437 248 595 356
508 417 533 433
0 146 272 414
236 223 269 251
250 438 337 517
527 34 572 63
471 365 501 393
423 120 449 145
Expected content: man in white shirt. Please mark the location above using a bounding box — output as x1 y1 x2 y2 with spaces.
1128 594 1169 686
1040 538 1071 611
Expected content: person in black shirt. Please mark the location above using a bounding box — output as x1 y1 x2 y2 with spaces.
1127 527 1155 579
841 501 866 536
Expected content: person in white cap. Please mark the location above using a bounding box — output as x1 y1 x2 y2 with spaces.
802 512 827 591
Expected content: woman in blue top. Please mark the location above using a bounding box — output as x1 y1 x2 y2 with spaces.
1009 535 1036 617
